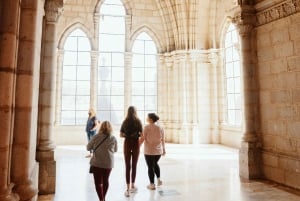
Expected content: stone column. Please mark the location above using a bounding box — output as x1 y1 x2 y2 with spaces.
124 52 132 108
157 54 167 126
208 49 220 144
55 49 64 125
233 6 261 179
37 0 63 194
11 0 44 200
0 1 20 201
90 51 98 109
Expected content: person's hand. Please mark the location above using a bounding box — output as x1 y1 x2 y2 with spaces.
162 149 166 156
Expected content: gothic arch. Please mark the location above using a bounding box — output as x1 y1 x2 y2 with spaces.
219 16 234 50
129 25 162 53
94 0 132 15
58 23 94 50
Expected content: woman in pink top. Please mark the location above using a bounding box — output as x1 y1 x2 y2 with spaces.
139 113 166 190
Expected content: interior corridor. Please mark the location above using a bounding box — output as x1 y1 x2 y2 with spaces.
38 144 300 201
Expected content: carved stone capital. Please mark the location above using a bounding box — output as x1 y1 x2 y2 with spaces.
45 0 64 23
232 6 256 36
237 0 255 6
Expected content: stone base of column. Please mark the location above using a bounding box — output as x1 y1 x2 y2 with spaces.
239 141 262 179
13 179 38 201
36 150 56 195
0 184 20 201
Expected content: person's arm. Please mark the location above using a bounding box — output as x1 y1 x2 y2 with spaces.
161 127 166 156
90 118 98 131
114 137 118 152
87 136 96 151
120 123 126 138
139 132 145 146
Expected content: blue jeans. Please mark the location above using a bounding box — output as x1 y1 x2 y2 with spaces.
87 130 96 153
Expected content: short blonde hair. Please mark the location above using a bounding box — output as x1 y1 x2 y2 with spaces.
88 108 96 117
98 121 112 135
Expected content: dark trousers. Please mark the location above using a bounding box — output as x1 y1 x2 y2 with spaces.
144 155 161 184
124 138 140 184
93 166 112 201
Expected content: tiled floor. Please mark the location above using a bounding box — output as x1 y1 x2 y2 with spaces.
38 144 300 201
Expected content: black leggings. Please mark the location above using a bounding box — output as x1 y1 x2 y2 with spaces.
144 155 161 184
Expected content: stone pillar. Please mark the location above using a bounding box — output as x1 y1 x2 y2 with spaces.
37 0 63 194
90 51 98 109
124 52 132 108
233 6 261 179
11 0 44 200
55 49 64 125
157 54 167 125
208 49 220 144
0 1 20 201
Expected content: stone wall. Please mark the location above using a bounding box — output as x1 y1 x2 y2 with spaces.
257 8 300 189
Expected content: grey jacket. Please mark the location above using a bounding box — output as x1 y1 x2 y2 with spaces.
87 133 118 169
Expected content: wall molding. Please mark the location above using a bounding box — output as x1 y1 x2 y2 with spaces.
256 0 300 26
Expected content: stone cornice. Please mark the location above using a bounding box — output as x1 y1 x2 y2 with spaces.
256 0 300 26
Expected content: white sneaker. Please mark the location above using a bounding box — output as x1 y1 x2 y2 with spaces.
157 179 162 186
130 187 138 193
124 190 130 197
147 184 156 190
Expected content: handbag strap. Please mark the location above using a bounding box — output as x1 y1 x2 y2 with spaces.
93 134 109 151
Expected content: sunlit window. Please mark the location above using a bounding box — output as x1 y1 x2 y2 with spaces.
61 29 91 125
224 24 242 126
132 32 157 123
97 0 125 124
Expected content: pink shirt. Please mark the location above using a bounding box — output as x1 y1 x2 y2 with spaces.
142 123 165 155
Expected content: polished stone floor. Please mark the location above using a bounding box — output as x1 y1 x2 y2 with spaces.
38 144 300 201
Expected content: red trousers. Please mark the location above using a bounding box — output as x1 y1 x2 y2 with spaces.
93 167 112 201
123 138 140 184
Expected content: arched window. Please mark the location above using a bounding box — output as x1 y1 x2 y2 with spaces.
224 24 242 126
132 32 157 122
61 29 91 125
98 0 125 124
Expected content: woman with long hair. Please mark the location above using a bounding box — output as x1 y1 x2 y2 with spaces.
120 106 143 197
87 121 118 201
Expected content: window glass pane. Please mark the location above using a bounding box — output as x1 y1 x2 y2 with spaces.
98 96 111 110
76 96 90 110
226 78 234 93
235 94 241 109
234 77 241 93
100 16 125 34
132 96 144 109
78 37 91 51
77 52 91 65
112 53 124 66
132 68 144 81
77 66 90 80
64 52 77 65
227 94 235 109
64 37 77 51
145 55 157 67
232 49 239 61
145 41 157 54
98 67 111 81
111 96 124 110
145 68 156 81
233 61 240 76
225 62 234 78
145 82 157 95
132 82 144 95
228 110 235 125
145 96 157 110
110 111 123 124
62 96 75 110
77 81 90 95
111 82 124 95
98 81 111 95
132 54 144 67
132 40 144 54
100 1 125 16
99 53 111 67
63 66 76 80
62 81 76 95
98 110 110 121
235 110 242 125
61 111 75 125
112 67 124 81
99 34 125 51
225 48 232 62
76 111 87 125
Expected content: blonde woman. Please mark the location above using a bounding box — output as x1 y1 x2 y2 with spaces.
87 121 118 201
85 108 99 157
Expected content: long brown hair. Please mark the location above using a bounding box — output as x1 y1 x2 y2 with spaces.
98 121 112 135
122 106 142 135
